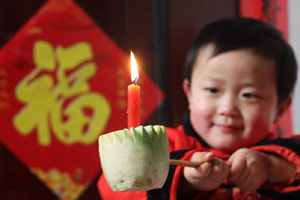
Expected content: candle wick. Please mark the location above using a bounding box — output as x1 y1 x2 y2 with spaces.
132 77 138 84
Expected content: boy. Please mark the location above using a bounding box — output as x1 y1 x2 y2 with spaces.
98 18 300 200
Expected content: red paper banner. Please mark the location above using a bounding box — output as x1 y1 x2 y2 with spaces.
240 0 293 136
0 0 164 199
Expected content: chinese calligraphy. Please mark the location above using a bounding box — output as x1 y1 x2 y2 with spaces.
13 40 111 146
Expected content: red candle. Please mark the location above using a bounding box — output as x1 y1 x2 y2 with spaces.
128 51 140 129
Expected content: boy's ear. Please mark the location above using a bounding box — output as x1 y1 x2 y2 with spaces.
274 98 292 123
183 79 191 103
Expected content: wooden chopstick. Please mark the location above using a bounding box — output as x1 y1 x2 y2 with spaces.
169 159 205 167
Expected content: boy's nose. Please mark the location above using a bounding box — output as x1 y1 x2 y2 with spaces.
217 95 240 117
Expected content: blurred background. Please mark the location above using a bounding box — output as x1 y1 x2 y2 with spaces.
0 0 299 199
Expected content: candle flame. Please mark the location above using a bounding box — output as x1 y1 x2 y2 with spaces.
130 51 139 84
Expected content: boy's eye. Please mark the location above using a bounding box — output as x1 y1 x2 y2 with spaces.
242 93 260 99
205 88 219 94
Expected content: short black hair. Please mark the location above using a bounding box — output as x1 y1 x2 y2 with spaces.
184 18 297 104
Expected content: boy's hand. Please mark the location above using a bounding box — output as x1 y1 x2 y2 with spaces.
227 148 270 191
183 152 229 191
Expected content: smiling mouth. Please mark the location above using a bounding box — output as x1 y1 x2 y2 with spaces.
214 124 243 133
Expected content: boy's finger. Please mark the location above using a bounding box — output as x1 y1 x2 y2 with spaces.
228 155 246 182
191 152 214 163
212 158 227 177
226 152 236 167
204 152 214 161
213 159 230 181
196 162 212 177
234 168 250 186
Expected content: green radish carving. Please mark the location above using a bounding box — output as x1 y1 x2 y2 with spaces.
99 125 169 191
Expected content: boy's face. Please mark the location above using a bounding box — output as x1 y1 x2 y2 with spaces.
184 46 285 152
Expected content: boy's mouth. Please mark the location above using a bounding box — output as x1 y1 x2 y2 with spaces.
214 124 243 133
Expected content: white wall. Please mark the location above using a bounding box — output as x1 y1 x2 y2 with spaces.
289 0 300 134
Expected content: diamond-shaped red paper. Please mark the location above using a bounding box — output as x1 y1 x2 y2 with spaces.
0 0 164 199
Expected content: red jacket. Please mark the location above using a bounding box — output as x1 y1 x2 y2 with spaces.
98 116 300 200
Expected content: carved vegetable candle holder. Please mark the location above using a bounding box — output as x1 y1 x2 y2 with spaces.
98 125 169 191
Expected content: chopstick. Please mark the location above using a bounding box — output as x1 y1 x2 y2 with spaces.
169 159 205 167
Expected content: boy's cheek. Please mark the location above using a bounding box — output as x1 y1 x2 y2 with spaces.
244 116 271 140
190 107 213 132
242 105 276 126
190 96 215 114
189 97 217 132
245 109 273 128
190 103 214 121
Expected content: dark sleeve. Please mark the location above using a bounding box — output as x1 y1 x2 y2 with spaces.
146 150 190 200
254 138 300 199
257 137 300 156
257 189 300 200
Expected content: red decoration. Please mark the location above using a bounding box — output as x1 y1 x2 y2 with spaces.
0 0 164 199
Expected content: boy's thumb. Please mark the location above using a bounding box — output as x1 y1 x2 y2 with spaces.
197 162 212 177
204 152 214 161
